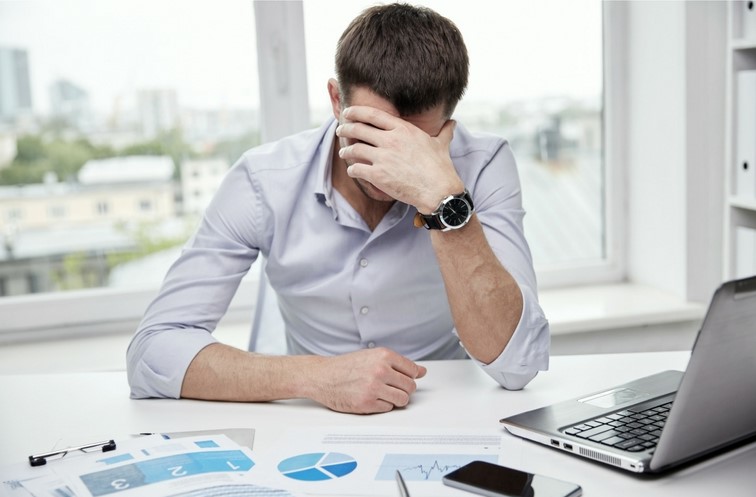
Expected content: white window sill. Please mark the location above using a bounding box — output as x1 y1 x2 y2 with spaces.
0 281 706 344
540 283 707 336
0 282 708 374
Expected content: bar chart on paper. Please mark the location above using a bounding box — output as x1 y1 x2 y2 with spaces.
79 449 255 495
375 454 498 481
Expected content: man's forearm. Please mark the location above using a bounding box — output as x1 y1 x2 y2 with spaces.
180 342 428 414
431 215 523 364
180 343 317 401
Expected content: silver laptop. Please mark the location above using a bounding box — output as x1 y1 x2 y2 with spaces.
500 276 756 473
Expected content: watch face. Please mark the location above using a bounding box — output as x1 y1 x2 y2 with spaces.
441 197 471 228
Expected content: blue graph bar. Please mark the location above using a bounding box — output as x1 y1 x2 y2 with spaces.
79 450 254 496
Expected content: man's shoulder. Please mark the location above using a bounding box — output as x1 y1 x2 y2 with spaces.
450 122 510 160
238 119 334 174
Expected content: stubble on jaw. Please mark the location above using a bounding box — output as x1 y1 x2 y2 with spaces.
337 135 394 204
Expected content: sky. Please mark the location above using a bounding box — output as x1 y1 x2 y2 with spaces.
0 0 602 116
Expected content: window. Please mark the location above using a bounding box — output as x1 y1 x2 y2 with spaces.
138 199 153 212
0 0 622 341
6 208 23 221
47 204 66 219
95 201 109 216
0 0 260 299
303 0 611 286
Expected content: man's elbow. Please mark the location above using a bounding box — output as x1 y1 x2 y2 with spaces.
125 335 181 400
496 369 539 391
126 359 183 400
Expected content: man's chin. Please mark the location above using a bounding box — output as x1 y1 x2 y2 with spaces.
356 180 394 203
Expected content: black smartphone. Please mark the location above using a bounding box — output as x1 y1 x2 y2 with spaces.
442 460 582 497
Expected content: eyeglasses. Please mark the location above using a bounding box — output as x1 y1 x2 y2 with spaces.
29 439 117 467
396 469 411 497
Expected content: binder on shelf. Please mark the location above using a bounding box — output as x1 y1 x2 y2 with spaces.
742 0 756 40
736 226 756 279
736 70 756 199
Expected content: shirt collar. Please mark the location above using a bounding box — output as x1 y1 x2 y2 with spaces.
312 116 411 224
314 117 338 203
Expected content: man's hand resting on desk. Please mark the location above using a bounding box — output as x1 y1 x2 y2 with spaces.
180 343 426 415
309 347 427 414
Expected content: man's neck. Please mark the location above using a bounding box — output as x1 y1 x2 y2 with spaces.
330 142 393 231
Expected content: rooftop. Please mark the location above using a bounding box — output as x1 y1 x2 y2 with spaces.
78 155 174 184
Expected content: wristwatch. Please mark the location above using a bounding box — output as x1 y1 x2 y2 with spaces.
414 189 474 231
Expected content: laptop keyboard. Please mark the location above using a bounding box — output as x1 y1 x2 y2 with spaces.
561 402 672 452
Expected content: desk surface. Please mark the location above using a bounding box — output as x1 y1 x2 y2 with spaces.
2 351 755 496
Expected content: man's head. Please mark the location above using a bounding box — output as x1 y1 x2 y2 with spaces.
335 3 469 119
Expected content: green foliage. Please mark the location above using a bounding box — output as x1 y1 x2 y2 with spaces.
0 128 194 186
119 128 196 179
15 135 47 163
50 220 194 292
211 130 260 165
52 251 96 291
1 134 111 185
105 219 194 269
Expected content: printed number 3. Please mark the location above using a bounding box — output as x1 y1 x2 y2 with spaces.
110 479 129 490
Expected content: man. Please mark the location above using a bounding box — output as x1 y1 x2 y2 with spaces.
127 3 549 414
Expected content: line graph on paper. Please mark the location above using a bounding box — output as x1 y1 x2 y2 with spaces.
374 454 498 481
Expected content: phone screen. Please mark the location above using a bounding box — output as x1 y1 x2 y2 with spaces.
442 460 581 497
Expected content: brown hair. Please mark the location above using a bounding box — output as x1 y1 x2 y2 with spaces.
335 3 469 118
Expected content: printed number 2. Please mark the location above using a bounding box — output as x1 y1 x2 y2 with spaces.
168 466 187 477
111 479 130 490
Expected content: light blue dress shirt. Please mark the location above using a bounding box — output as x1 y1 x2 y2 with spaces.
127 118 549 399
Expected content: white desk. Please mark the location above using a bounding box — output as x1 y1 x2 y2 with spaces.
1 351 755 496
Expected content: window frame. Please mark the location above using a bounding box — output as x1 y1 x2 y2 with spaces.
536 1 627 289
0 1 625 343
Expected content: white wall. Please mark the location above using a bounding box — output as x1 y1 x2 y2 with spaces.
627 1 687 296
625 1 726 302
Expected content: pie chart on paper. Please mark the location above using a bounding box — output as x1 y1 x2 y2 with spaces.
277 452 358 481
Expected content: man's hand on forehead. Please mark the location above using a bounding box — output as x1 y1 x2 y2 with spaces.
336 105 463 214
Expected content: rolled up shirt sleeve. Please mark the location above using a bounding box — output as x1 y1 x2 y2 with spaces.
467 284 550 390
127 328 218 399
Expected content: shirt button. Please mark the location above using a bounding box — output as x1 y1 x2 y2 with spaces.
367 341 376 348
359 258 368 268
360 306 369 315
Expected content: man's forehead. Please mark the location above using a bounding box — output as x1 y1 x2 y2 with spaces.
343 86 446 135
345 85 446 115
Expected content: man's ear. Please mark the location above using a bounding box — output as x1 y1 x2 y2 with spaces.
327 79 342 120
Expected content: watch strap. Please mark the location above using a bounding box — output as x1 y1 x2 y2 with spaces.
413 211 446 230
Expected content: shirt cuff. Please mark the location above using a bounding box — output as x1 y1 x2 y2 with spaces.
469 285 550 390
127 328 218 399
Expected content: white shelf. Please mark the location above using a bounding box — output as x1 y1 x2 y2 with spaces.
729 196 756 211
731 38 756 50
725 1 756 279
